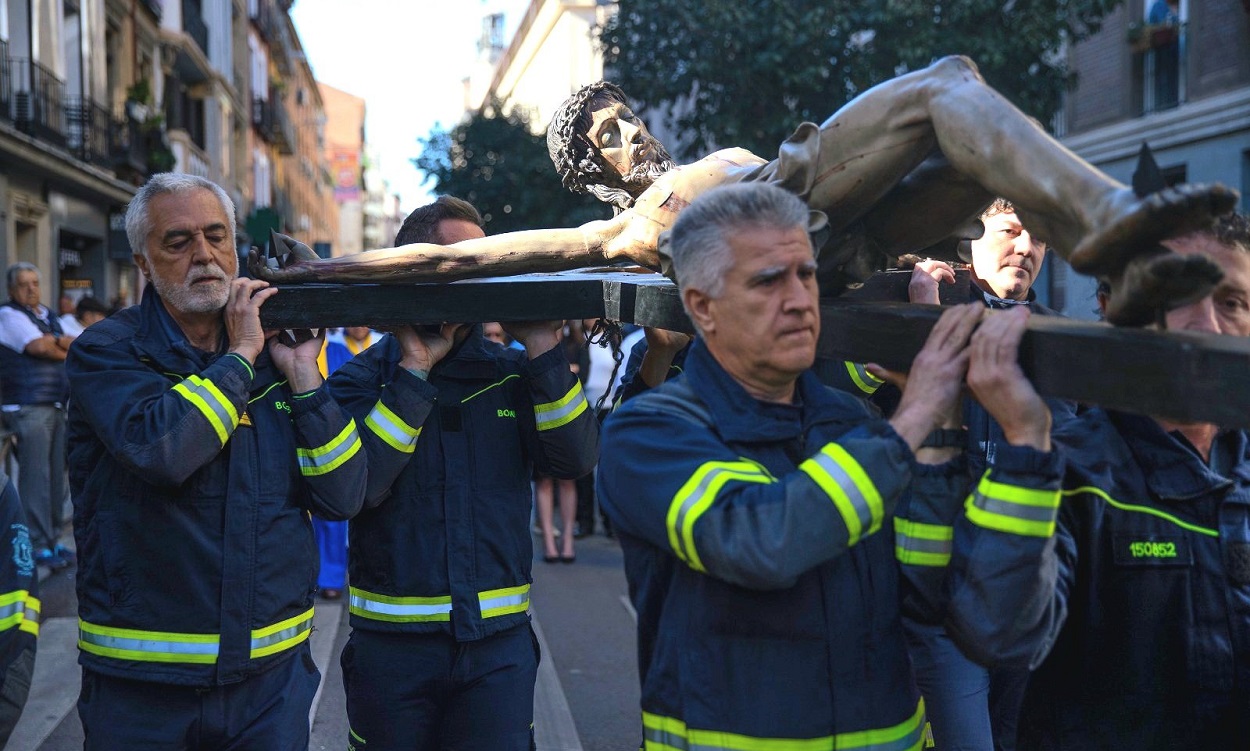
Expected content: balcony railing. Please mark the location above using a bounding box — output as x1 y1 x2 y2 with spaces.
251 0 280 43
64 98 112 167
109 111 152 177
0 41 10 122
182 0 209 55
252 94 295 154
8 58 66 145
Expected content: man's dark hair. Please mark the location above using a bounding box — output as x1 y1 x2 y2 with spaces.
75 296 111 318
1214 211 1250 253
394 196 485 246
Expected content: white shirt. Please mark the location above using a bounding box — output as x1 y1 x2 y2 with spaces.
59 314 85 337
0 304 55 354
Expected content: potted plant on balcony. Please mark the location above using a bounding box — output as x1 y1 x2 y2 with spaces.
125 79 152 122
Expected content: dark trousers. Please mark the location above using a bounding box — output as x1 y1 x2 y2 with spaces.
342 622 539 751
77 645 320 750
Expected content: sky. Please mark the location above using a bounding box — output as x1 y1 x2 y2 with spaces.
291 0 530 214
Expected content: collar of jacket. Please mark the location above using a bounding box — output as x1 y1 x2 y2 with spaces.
131 286 279 381
427 324 509 381
1106 409 1241 502
682 338 844 444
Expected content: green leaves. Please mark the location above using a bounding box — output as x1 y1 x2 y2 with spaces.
413 101 608 233
601 0 1123 160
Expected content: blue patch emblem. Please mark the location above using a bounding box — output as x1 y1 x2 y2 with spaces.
11 524 33 578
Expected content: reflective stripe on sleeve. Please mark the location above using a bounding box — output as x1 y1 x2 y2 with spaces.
894 518 953 567
348 587 452 623
250 608 314 658
172 375 239 446
0 590 38 636
845 361 886 396
364 400 421 453
297 419 363 476
479 584 530 618
799 443 885 547
642 699 925 750
534 382 589 431
965 471 1061 538
666 460 774 573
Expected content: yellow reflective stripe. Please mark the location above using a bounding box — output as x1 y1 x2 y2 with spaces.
297 420 363 476
534 382 589 431
250 607 314 658
1063 485 1219 537
894 518 953 567
835 699 926 750
0 589 37 634
349 586 452 623
172 375 239 446
965 471 1061 538
799 443 885 547
364 400 421 453
844 361 885 396
479 583 531 618
666 461 774 573
642 699 926 750
79 619 220 664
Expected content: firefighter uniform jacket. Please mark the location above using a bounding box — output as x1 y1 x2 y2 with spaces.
327 329 599 641
66 288 368 687
0 472 37 744
598 340 934 751
938 408 1250 749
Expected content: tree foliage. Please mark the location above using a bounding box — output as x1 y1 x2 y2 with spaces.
413 101 608 233
600 0 1124 159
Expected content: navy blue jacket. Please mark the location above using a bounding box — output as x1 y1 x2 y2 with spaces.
599 340 934 749
67 288 368 686
0 301 68 405
939 409 1250 749
327 329 599 642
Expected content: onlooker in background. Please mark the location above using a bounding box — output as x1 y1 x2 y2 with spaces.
0 263 73 569
327 196 599 750
57 296 111 337
312 325 383 601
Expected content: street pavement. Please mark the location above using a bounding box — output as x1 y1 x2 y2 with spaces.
10 532 640 751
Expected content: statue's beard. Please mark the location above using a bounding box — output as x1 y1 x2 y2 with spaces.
587 137 677 213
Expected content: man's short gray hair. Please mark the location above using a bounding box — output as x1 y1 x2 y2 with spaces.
669 183 812 298
125 173 237 257
6 262 39 289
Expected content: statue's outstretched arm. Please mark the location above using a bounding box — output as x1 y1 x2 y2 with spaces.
251 215 638 284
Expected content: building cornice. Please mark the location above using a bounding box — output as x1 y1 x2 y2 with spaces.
487 0 598 107
0 122 138 204
1062 86 1250 164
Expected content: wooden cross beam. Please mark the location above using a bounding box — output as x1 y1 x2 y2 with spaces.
258 269 1250 429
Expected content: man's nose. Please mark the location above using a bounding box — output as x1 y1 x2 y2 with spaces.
1174 297 1222 334
781 273 815 311
1014 232 1038 255
189 233 213 263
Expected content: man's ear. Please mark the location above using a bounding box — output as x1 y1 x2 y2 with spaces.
683 287 715 335
133 253 151 281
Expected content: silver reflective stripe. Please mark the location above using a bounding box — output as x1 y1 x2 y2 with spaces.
251 619 312 653
644 725 687 750
349 593 453 618
897 534 952 556
670 465 760 562
808 450 874 532
971 493 1058 524
480 590 528 612
178 378 236 432
297 424 361 472
534 387 588 430
79 630 219 657
0 600 23 622
365 402 419 451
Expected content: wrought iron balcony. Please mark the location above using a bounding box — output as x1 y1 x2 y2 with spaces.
7 58 66 145
252 94 295 155
64 98 112 167
109 110 152 178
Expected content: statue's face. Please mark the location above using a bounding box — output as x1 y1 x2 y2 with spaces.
587 101 662 179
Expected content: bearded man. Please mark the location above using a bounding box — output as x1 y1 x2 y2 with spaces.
253 57 1236 325
66 173 373 750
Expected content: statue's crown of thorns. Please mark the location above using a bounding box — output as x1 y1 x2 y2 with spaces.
547 81 628 193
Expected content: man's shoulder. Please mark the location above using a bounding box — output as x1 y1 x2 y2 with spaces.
72 306 142 350
617 375 712 428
